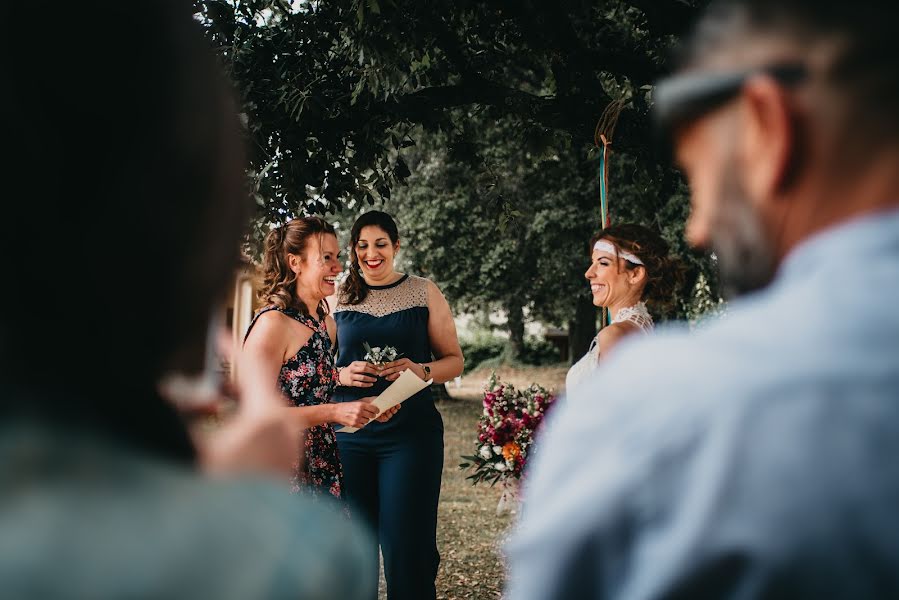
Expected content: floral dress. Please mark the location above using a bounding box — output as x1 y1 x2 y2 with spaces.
246 306 344 501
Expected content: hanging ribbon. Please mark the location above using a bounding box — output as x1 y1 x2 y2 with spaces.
598 133 611 228
594 99 625 326
594 98 625 229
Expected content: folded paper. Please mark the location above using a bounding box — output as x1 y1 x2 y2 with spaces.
338 369 433 433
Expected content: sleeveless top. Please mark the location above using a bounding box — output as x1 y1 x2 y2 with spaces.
565 302 654 392
333 274 442 439
244 306 344 500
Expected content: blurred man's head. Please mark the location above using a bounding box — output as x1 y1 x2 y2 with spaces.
655 0 899 297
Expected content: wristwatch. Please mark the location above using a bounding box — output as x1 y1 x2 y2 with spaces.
419 363 431 380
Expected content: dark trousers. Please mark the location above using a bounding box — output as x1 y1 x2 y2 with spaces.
337 432 443 600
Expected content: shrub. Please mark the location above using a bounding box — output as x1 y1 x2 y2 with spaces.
460 333 562 372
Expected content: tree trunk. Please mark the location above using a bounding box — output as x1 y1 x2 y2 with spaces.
568 293 597 365
505 300 526 361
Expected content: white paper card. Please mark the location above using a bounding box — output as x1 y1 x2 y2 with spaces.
338 369 432 433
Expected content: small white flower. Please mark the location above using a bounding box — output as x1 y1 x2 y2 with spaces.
492 445 503 455
479 445 492 460
494 462 507 472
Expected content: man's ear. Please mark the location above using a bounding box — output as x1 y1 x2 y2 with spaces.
739 75 797 203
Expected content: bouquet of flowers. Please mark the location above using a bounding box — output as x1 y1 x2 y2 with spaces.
362 341 401 366
460 371 557 487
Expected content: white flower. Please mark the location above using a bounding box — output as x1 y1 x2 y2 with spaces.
363 342 402 366
479 445 492 460
494 462 508 472
492 445 503 455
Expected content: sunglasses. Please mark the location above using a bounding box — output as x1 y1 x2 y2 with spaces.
652 63 808 137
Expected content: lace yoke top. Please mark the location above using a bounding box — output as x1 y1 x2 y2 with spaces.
565 302 654 393
333 274 441 437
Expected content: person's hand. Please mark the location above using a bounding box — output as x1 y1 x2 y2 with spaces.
196 407 301 478
338 360 380 388
374 403 401 423
379 358 425 382
331 400 380 428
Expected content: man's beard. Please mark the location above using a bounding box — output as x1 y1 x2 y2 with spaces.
709 164 778 299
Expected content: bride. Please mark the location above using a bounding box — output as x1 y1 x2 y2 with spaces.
567 223 683 391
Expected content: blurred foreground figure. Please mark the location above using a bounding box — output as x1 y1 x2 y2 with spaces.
0 2 371 598
507 1 899 598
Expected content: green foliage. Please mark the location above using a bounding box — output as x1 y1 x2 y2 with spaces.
460 333 561 373
684 271 727 328
519 337 561 366
459 333 507 374
194 0 702 221
194 0 723 332
388 117 720 343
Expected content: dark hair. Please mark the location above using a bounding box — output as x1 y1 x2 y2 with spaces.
338 211 400 306
590 223 685 312
680 0 899 144
259 217 337 318
0 2 249 461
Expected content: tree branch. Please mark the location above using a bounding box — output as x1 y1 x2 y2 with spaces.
628 0 699 37
378 77 649 148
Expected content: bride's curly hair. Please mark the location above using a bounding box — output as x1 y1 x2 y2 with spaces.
258 216 336 318
591 223 686 313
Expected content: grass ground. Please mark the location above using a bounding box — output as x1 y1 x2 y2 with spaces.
377 365 569 600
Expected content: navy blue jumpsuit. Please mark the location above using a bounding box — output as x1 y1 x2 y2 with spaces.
333 274 443 600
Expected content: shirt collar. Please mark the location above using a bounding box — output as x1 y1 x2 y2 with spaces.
776 206 899 283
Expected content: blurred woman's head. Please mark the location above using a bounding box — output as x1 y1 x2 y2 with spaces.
0 1 250 458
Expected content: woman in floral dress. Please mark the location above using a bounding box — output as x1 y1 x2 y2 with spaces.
241 217 399 500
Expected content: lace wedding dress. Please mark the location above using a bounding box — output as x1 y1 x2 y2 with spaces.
565 302 654 392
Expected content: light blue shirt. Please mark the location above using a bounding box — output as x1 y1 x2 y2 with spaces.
506 209 899 599
0 420 375 599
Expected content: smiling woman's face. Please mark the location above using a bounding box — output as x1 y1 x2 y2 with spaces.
584 247 634 308
355 225 398 283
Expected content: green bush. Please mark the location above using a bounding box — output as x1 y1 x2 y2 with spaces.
459 333 506 373
519 336 561 365
460 333 561 372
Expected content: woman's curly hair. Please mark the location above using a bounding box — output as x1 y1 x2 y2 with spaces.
258 216 336 318
590 223 686 313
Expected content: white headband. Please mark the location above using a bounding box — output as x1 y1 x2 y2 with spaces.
593 240 644 265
